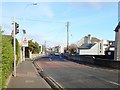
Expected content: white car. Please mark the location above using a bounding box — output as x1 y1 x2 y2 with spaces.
54 53 59 56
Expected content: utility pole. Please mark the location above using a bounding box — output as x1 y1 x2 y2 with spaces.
44 40 46 55
13 17 16 77
67 21 69 51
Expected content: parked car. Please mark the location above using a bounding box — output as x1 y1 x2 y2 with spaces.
54 53 59 56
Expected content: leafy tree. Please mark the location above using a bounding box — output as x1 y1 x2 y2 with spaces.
33 42 40 54
28 40 35 53
28 40 40 54
68 44 77 54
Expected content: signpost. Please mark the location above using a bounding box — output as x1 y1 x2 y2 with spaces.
22 36 28 47
22 31 28 61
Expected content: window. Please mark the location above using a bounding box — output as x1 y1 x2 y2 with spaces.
108 52 111 55
104 44 108 46
100 43 102 49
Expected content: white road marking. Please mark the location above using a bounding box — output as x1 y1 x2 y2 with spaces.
32 63 40 76
34 62 43 72
49 76 64 89
39 65 44 72
98 77 120 86
49 58 52 61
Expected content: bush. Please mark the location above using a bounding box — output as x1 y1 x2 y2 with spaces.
16 39 20 63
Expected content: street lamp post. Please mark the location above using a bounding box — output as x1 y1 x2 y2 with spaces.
44 40 46 55
23 3 37 61
66 21 69 52
12 3 37 77
13 17 16 77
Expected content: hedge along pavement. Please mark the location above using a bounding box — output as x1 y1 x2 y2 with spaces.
0 31 2 89
2 35 20 88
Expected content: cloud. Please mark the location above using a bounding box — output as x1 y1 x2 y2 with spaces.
69 2 102 11
69 0 118 2
38 3 54 18
42 5 54 17
89 2 102 10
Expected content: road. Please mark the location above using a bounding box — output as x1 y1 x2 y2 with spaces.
35 55 119 88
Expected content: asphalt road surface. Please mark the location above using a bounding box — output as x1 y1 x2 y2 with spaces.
35 55 119 89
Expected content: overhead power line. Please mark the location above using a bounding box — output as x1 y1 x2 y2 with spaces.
2 16 66 24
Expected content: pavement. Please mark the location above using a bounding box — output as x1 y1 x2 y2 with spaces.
7 59 52 89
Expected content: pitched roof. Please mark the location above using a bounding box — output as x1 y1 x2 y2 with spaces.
91 37 100 42
114 22 120 32
78 43 96 49
76 35 100 47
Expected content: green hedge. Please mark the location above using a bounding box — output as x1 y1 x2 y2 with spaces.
0 31 2 89
11 38 20 63
2 35 14 88
2 35 20 88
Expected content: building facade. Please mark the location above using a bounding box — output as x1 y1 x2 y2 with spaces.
77 40 109 55
51 45 64 54
114 22 120 61
77 34 109 55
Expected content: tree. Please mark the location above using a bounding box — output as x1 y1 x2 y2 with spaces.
28 40 40 54
33 42 40 54
28 40 35 53
68 44 77 54
0 26 4 33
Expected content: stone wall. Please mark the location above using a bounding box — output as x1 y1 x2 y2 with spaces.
65 55 120 69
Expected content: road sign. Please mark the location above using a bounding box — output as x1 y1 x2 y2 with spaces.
22 36 28 47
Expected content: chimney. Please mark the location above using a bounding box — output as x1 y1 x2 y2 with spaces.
88 34 91 44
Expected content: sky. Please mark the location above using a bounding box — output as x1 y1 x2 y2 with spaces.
1 0 119 48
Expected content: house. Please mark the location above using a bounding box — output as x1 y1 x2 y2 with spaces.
107 41 115 51
51 45 64 54
59 46 64 54
105 41 115 59
77 34 109 55
76 34 100 47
